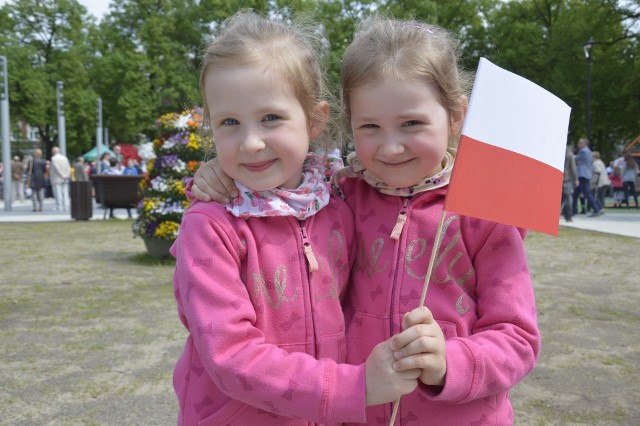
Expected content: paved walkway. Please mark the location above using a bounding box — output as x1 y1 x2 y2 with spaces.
0 197 138 222
2 197 640 238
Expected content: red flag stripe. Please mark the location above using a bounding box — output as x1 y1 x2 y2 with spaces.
445 135 563 236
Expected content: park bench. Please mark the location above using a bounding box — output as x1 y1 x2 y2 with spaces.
91 175 144 219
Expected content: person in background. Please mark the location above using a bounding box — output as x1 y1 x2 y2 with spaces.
73 157 89 182
562 145 578 222
98 152 111 174
572 138 603 217
621 153 639 208
11 155 26 202
113 145 124 165
49 146 71 211
101 157 128 218
122 158 139 176
609 165 624 207
26 148 48 212
591 151 610 211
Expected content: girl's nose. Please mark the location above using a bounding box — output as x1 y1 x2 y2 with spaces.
379 134 405 156
240 129 266 153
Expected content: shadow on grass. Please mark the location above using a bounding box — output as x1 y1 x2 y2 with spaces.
129 252 176 266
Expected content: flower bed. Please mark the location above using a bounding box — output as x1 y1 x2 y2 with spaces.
132 108 213 243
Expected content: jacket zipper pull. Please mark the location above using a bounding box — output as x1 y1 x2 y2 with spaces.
300 226 319 272
390 199 410 240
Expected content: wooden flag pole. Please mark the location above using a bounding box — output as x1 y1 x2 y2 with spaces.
389 209 447 426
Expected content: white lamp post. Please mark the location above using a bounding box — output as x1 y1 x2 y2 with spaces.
56 81 66 157
1 56 11 211
582 39 596 145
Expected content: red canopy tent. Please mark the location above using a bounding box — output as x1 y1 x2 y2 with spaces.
114 143 141 163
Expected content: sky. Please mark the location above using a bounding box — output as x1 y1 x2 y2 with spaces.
0 0 110 21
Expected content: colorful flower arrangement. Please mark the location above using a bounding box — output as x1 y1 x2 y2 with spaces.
132 108 213 241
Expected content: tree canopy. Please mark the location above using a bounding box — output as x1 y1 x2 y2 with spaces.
1 0 638 160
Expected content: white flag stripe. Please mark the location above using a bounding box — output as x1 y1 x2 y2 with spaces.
461 58 571 172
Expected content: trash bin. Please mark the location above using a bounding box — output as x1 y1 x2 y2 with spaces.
70 181 93 220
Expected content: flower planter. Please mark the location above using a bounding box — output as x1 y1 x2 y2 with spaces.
131 108 212 250
143 237 174 259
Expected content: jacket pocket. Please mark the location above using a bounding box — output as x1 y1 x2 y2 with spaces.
198 399 248 426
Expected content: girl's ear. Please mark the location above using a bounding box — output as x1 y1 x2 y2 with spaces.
309 101 330 141
449 95 468 136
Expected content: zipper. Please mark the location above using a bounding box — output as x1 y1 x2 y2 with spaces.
390 198 410 240
299 222 319 272
387 197 411 424
389 197 412 337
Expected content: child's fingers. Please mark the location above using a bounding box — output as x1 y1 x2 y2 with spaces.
393 352 440 372
205 162 238 199
398 367 422 380
191 183 212 202
390 321 436 352
392 333 440 362
402 306 435 330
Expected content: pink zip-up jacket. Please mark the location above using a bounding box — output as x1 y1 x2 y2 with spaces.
338 176 541 426
170 193 366 425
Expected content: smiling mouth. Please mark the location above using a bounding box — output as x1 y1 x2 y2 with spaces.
379 159 414 167
243 159 276 172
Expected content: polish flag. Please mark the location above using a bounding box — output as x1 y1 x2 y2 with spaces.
445 58 571 236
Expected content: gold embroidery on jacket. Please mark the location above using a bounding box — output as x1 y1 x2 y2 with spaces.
405 238 427 279
367 238 389 277
427 215 475 314
252 265 299 309
316 229 345 301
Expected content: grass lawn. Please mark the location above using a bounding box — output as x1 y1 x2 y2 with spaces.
1 220 638 425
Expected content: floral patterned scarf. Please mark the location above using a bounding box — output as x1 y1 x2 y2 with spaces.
226 151 343 220
334 148 456 197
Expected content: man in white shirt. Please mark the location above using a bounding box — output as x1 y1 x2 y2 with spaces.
50 146 71 211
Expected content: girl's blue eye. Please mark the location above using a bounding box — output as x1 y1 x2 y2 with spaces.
221 118 239 126
263 114 280 122
403 120 421 127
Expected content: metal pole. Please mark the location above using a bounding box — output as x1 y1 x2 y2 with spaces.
96 98 102 173
586 54 591 144
1 56 12 211
56 81 66 157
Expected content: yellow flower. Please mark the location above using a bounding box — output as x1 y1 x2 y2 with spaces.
154 221 180 239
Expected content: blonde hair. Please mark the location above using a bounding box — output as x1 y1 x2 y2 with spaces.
32 148 43 158
340 16 472 143
592 151 601 159
199 11 335 151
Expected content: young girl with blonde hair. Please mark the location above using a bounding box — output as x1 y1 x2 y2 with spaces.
171 11 420 426
191 15 541 425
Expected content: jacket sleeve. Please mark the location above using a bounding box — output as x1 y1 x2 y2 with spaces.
172 209 366 423
424 223 541 403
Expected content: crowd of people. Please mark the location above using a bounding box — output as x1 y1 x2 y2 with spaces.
561 137 640 222
3 144 144 213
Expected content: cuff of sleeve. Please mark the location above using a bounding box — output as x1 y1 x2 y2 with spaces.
423 339 476 403
326 363 367 423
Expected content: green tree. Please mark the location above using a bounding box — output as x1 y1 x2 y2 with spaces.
478 0 639 157
0 0 99 158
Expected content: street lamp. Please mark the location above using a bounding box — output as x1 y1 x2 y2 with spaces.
96 98 103 173
1 55 12 211
582 39 596 145
56 81 66 156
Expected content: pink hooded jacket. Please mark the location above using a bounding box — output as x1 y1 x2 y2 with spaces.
338 176 541 426
171 194 366 425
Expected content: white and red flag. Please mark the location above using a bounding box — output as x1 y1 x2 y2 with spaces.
445 58 571 236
